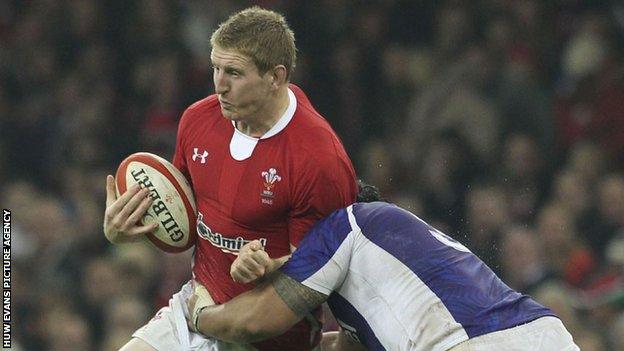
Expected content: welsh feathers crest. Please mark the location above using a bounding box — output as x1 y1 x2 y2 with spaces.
262 168 282 190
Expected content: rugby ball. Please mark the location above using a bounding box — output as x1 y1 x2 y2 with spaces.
115 152 197 253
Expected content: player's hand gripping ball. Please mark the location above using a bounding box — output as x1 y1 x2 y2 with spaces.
115 152 197 253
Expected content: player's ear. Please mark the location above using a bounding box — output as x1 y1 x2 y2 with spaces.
270 65 288 89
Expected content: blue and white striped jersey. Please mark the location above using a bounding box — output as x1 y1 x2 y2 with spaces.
280 202 554 351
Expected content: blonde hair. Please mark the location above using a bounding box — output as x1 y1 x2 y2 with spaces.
211 7 296 79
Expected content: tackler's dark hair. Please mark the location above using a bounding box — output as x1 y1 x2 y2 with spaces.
356 180 382 203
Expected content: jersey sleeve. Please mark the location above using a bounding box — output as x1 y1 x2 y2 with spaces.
172 109 192 184
288 142 357 247
281 207 355 295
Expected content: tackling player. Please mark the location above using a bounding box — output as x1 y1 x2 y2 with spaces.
103 7 357 351
187 188 580 351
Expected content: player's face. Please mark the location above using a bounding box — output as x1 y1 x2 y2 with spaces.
211 46 274 122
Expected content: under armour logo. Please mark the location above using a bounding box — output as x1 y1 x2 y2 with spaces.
192 148 209 163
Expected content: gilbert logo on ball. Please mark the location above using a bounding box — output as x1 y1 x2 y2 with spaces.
115 152 197 253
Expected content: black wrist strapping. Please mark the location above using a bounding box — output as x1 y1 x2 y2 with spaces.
193 305 209 332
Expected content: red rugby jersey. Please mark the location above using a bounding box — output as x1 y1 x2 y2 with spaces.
173 84 357 350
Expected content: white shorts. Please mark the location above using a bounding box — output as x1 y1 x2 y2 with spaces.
132 281 256 351
448 316 580 351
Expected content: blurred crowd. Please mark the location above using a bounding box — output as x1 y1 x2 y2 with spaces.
2 0 624 350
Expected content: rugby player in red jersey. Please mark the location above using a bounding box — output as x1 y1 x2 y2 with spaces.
103 6 357 351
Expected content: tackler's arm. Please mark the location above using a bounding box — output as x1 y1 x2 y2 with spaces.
188 272 327 343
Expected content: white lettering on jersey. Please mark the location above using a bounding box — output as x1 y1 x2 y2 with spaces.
196 212 267 255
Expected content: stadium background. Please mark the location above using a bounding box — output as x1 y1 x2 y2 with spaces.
2 0 624 350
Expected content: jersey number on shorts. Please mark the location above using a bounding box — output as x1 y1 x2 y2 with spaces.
428 228 471 253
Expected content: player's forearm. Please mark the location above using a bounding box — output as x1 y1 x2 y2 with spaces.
196 304 271 342
197 301 286 343
196 281 300 343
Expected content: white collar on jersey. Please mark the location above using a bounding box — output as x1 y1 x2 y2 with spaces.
230 88 297 161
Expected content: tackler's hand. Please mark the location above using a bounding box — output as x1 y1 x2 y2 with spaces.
230 240 272 284
187 280 216 333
